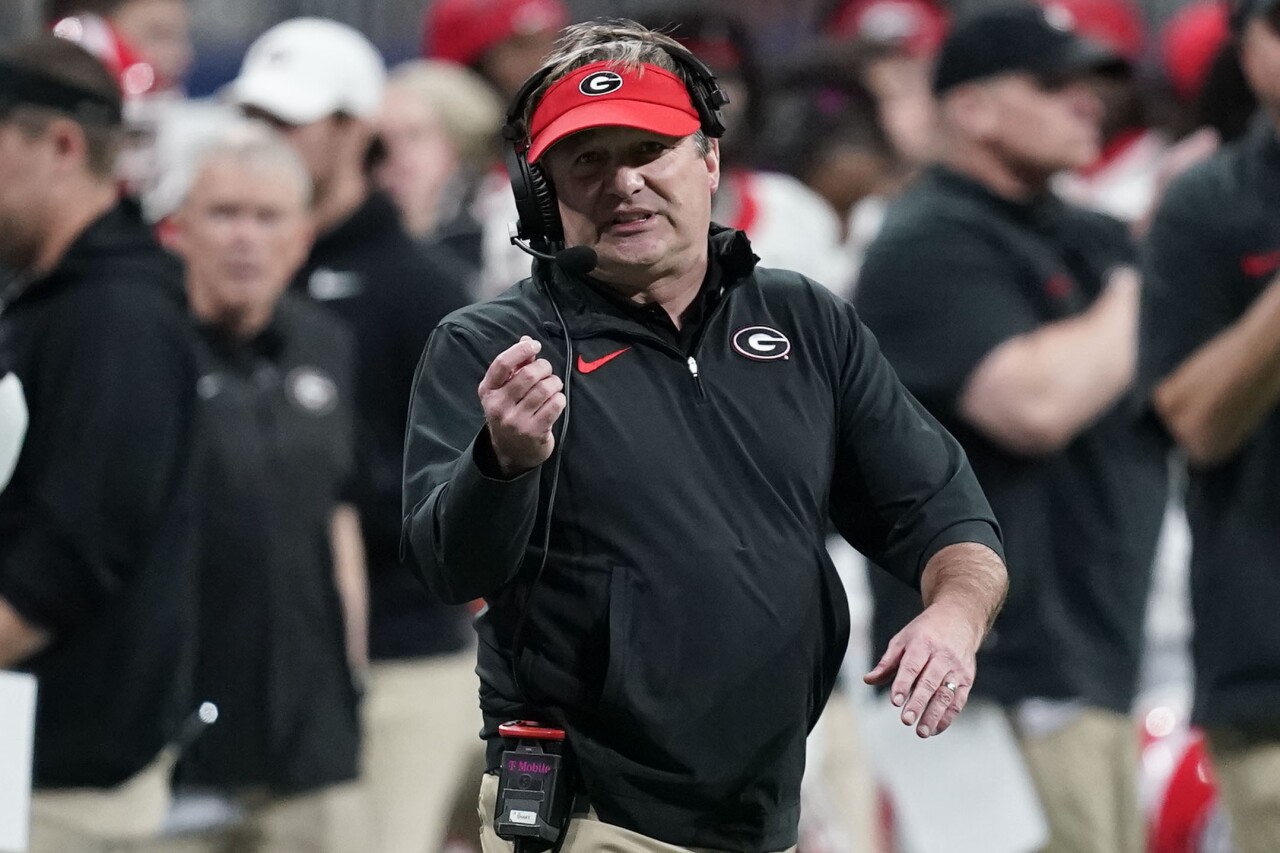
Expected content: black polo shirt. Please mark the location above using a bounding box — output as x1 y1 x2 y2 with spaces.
294 192 472 660
1141 115 1280 728
856 167 1167 712
181 294 359 793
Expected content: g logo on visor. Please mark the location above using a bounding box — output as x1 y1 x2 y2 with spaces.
732 326 792 361
579 71 624 96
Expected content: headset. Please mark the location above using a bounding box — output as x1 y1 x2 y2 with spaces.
501 45 731 253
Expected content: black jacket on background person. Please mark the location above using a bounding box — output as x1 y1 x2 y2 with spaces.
1142 115 1280 728
857 167 1168 714
0 200 198 787
402 226 1003 851
181 294 360 794
293 191 472 660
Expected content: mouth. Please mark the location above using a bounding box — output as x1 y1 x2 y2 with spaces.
604 210 656 232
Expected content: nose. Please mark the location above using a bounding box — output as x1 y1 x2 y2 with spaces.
605 162 645 198
1065 82 1104 124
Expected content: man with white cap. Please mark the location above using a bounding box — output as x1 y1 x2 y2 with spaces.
230 18 476 853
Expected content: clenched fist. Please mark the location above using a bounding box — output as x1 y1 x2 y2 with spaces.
478 336 566 477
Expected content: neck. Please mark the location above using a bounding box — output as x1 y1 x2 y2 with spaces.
598 252 708 330
188 286 274 341
32 181 119 277
312 164 369 235
942 139 1049 202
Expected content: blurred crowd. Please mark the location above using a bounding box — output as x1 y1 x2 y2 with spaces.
1 0 1277 852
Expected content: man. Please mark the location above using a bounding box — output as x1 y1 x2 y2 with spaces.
47 0 194 91
422 0 569 102
0 35 198 850
855 7 1168 852
403 19 1008 852
229 19 476 853
164 119 371 852
1141 2 1280 849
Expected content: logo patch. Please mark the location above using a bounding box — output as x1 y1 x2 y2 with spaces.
287 367 339 415
732 326 791 361
579 70 623 96
577 347 630 374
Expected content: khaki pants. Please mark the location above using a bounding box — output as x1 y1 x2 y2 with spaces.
801 690 879 853
139 782 372 853
361 650 486 853
1204 724 1280 853
478 774 797 853
1013 707 1143 853
28 749 175 853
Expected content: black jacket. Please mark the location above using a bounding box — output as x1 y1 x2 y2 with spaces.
294 192 472 660
0 201 198 787
402 227 1002 851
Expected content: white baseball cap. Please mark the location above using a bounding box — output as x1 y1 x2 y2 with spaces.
231 18 386 125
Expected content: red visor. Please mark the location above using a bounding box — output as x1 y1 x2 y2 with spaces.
526 61 701 164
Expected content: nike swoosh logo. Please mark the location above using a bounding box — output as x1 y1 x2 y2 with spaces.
577 347 631 374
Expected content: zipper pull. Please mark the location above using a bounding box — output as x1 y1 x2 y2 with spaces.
687 356 699 378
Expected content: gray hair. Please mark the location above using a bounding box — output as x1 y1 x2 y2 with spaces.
386 59 504 175
521 19 710 156
185 119 312 207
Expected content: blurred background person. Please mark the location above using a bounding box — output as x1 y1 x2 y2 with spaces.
1035 0 1171 228
375 58 505 292
820 0 949 169
638 3 859 293
0 34 198 852
46 0 193 91
227 17 478 853
162 118 371 853
857 7 1168 851
1141 1 1280 849
423 0 571 300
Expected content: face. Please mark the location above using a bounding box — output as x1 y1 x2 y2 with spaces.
374 84 460 233
864 54 936 165
541 127 720 290
980 74 1103 176
1241 15 1280 113
0 121 60 272
172 158 312 333
242 107 350 192
111 0 194 86
480 31 559 101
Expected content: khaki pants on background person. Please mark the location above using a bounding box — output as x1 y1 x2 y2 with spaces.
478 774 798 853
1013 707 1143 853
362 648 486 852
28 749 175 853
135 782 372 853
1204 724 1280 853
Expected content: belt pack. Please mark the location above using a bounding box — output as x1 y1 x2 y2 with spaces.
494 721 577 852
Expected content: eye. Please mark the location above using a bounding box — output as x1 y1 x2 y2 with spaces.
574 149 605 167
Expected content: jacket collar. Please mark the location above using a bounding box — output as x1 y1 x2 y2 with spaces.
538 224 759 339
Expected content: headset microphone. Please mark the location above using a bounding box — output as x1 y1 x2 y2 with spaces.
509 234 599 276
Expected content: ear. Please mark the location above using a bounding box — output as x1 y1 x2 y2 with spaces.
704 136 721 195
946 84 999 141
46 117 90 174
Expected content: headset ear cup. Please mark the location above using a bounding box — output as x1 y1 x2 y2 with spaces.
527 163 562 246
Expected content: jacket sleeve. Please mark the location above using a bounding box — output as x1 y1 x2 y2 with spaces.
829 301 1003 588
401 322 541 604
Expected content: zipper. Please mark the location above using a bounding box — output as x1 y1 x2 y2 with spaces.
687 356 706 399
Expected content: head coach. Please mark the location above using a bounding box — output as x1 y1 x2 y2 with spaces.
402 18 1008 853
